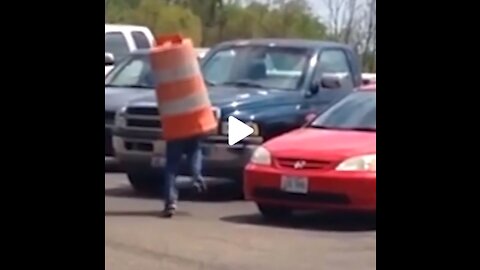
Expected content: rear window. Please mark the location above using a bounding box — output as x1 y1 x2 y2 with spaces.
131 31 151 49
310 92 376 130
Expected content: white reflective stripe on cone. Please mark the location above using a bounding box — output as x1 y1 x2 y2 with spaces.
160 91 211 116
153 62 201 84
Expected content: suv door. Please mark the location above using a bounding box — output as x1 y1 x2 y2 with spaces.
304 48 355 115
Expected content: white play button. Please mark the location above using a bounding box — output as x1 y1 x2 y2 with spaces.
228 116 254 146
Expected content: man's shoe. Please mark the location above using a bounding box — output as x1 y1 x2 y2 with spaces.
161 205 176 218
193 181 208 193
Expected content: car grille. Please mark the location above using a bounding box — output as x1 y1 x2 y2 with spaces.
124 106 220 130
124 106 161 130
126 118 161 128
125 141 154 152
253 188 350 204
275 158 331 170
126 107 158 115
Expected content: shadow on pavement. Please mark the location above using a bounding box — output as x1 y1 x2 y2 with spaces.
220 211 376 232
105 161 123 173
105 210 191 217
105 184 241 202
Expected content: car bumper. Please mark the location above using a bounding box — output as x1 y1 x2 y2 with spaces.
244 164 376 211
105 126 115 157
113 135 261 180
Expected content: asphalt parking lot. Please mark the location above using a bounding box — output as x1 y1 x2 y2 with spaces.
105 172 376 270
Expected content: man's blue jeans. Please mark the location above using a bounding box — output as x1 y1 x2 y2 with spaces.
163 136 204 208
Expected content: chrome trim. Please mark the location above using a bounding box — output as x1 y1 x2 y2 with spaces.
113 136 259 163
124 114 159 120
123 114 161 131
120 106 224 132
212 106 221 119
113 136 165 156
123 126 162 132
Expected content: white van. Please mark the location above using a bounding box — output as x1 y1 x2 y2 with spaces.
105 24 155 75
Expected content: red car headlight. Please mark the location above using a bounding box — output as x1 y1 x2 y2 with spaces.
336 154 376 172
250 146 272 165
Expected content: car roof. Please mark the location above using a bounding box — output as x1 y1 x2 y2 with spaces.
105 24 150 33
218 38 351 50
130 39 350 56
131 48 209 57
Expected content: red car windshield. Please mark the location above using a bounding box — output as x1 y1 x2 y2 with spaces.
310 91 376 131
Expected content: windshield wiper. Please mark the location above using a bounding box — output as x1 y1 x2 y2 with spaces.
105 84 152 89
310 125 334 129
310 125 376 132
219 79 266 88
348 127 376 132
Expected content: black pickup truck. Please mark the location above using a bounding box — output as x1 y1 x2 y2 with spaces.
110 38 362 193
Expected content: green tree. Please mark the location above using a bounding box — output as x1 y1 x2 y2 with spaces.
106 0 329 47
107 0 203 45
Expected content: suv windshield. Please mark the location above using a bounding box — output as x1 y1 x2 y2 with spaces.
202 45 311 90
105 54 154 88
310 91 376 131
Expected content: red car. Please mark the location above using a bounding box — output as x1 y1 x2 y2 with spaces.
244 89 376 219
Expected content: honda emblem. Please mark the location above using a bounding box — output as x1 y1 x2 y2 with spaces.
293 160 306 169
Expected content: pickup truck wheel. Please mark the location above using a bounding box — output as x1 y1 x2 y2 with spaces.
257 204 292 220
127 171 162 195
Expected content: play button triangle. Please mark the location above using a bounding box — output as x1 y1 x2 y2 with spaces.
228 116 254 146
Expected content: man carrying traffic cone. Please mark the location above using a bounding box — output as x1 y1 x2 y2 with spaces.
150 34 218 218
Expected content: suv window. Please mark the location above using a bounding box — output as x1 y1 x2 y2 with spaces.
311 91 376 130
105 32 130 62
105 55 153 88
131 31 151 49
202 50 235 84
315 49 354 88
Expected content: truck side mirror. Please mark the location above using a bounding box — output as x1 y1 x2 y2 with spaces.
105 53 115 66
320 74 342 89
308 73 342 97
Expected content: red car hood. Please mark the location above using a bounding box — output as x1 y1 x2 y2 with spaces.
265 128 376 161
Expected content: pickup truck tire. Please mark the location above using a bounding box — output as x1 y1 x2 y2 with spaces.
257 204 292 220
127 171 163 195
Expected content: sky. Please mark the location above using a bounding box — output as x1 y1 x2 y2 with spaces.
309 0 369 21
309 0 329 19
254 0 369 26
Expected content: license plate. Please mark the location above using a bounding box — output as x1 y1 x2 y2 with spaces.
281 175 308 194
151 156 164 168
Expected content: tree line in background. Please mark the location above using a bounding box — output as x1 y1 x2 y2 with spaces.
106 0 375 71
